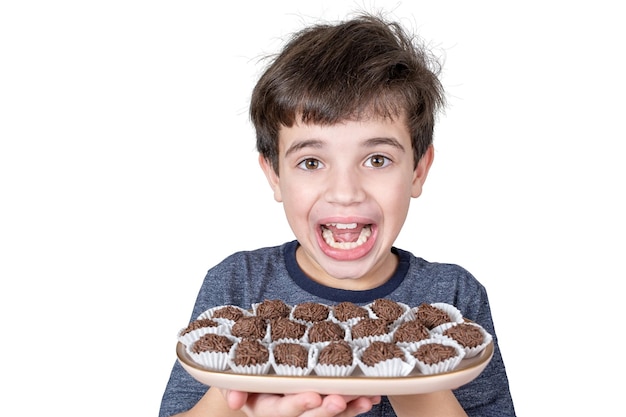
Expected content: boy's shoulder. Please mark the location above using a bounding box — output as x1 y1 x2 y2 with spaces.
396 247 486 292
226 241 294 258
397 247 475 277
212 241 296 268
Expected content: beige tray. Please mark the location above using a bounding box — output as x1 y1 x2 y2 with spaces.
177 340 493 395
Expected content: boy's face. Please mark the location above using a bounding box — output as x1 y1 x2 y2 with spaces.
260 115 433 290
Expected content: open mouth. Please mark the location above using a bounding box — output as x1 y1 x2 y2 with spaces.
321 223 372 249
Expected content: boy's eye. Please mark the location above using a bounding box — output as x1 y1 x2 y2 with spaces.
297 158 324 170
365 155 391 168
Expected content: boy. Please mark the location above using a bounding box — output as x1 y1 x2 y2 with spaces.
159 12 516 417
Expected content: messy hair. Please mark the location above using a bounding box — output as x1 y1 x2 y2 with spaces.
250 13 445 173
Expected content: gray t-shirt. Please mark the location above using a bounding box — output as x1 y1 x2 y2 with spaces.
159 241 516 416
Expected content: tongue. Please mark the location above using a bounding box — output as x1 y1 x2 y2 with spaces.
334 231 361 243
327 225 366 243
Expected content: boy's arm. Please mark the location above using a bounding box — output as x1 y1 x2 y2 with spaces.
388 390 468 417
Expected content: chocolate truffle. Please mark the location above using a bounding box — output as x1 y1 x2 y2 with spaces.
318 341 353 367
232 339 270 367
333 301 368 322
292 302 330 322
351 318 390 339
256 299 291 320
443 323 484 348
269 317 307 341
370 298 404 322
360 341 405 366
180 318 219 336
212 305 246 322
392 320 430 344
190 333 234 354
272 342 309 368
231 316 267 340
308 321 345 343
412 342 458 365
416 303 451 329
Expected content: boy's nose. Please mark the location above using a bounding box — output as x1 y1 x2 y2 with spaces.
324 169 366 205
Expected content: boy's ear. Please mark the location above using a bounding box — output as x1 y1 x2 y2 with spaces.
258 155 283 202
411 145 435 198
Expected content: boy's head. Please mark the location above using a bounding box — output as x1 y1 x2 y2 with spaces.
250 13 445 174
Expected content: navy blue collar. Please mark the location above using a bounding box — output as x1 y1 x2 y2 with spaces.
283 240 409 303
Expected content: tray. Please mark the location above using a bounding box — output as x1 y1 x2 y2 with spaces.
176 340 493 395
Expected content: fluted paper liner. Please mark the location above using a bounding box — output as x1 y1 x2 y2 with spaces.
355 344 415 377
270 342 319 376
433 321 492 358
407 336 466 375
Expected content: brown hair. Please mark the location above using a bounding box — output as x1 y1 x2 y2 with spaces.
250 13 445 173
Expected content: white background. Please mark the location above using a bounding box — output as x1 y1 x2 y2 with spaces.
1 1 624 415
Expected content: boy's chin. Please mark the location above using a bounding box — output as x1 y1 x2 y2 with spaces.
318 261 379 283
298 241 390 287
315 244 382 282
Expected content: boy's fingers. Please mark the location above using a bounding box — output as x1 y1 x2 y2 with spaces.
318 395 378 416
299 395 380 417
221 389 247 410
274 392 324 415
235 392 323 417
223 390 380 417
343 396 381 415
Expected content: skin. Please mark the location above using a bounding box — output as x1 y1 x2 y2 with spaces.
260 115 433 290
172 116 467 416
173 386 381 417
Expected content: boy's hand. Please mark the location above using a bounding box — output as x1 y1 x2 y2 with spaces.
223 389 381 417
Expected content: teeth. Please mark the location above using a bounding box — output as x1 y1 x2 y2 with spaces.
326 222 357 230
322 225 372 249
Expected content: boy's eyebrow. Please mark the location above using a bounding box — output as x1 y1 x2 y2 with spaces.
363 137 406 152
284 139 324 157
284 137 406 157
